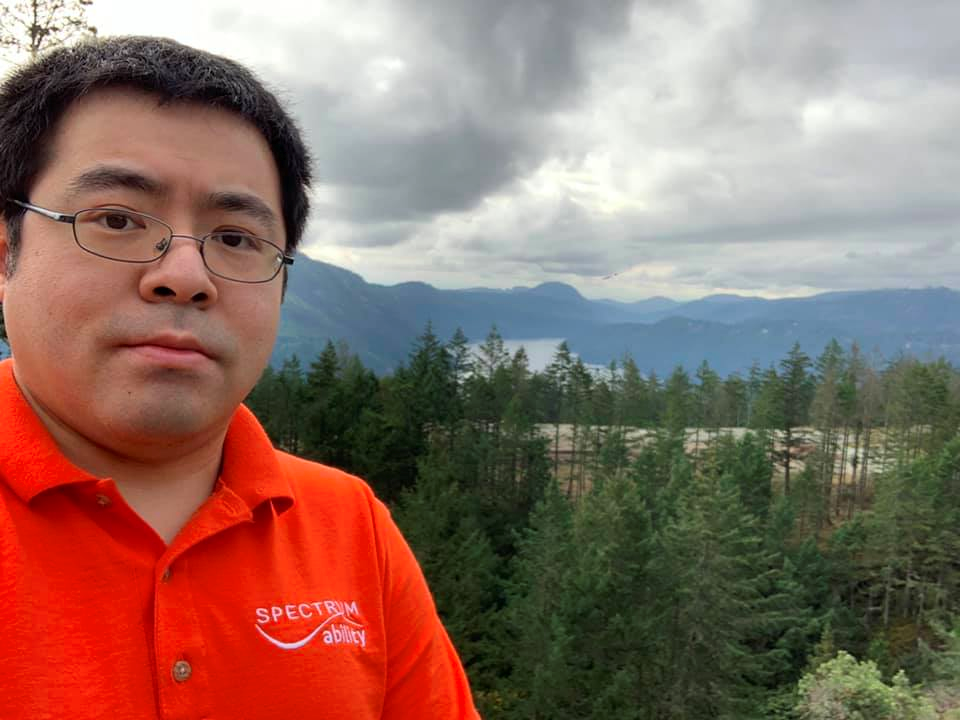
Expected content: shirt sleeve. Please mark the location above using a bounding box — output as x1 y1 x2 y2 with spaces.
371 497 481 720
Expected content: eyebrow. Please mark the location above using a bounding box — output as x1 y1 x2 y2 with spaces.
205 191 279 231
64 165 165 199
61 165 279 231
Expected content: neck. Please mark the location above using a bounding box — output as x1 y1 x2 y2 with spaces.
15 373 227 545
107 454 223 544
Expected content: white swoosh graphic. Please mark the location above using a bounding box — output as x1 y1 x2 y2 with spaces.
255 612 365 650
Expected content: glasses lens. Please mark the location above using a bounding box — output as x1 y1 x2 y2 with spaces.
74 208 170 262
204 232 284 283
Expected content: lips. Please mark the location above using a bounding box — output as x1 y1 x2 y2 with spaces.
135 334 212 357
121 333 216 367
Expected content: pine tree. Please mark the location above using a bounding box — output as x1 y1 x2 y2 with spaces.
505 472 658 719
721 371 749 427
663 365 693 437
302 340 340 461
501 481 577 719
275 355 306 452
780 344 814 496
715 431 774 521
544 342 575 480
448 327 473 388
811 339 846 526
393 450 503 702
693 360 722 469
649 466 786 718
566 358 595 499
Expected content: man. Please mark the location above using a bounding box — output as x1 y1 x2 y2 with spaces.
0 36 479 719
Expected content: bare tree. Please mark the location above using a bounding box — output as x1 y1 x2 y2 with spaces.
0 0 96 61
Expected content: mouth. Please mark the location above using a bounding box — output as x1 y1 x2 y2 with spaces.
121 334 216 367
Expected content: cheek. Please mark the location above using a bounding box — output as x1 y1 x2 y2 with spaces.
230 291 281 362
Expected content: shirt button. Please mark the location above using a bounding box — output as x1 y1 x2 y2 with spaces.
95 493 112 507
172 659 192 683
160 567 171 583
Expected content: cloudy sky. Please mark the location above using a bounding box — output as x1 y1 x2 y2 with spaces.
15 0 960 300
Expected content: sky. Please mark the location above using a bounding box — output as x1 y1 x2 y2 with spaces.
8 0 960 301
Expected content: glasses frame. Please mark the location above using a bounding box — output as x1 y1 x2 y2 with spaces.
9 199 295 284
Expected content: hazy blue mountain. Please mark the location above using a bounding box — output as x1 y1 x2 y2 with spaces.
633 294 773 324
596 295 681 314
276 256 960 375
276 258 653 370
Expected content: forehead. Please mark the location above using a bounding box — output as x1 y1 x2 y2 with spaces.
33 88 283 220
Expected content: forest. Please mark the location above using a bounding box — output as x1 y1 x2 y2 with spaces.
246 326 960 719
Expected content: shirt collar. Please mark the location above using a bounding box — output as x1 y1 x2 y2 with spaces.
218 402 295 516
0 359 97 502
0 358 294 514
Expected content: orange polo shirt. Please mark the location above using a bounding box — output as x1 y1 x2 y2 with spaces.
0 359 480 719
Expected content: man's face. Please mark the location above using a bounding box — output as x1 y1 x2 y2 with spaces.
0 89 285 455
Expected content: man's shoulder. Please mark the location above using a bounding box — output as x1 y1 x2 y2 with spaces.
272 450 379 508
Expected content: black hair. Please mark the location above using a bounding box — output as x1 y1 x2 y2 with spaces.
0 36 312 271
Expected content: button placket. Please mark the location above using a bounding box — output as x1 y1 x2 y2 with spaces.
154 552 214 718
153 485 252 718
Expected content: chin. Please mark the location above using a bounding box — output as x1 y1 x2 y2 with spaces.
110 400 225 444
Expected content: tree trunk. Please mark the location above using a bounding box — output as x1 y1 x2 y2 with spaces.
834 424 851 521
553 421 560 479
783 426 792 496
856 425 871 516
845 422 862 518
883 568 893 628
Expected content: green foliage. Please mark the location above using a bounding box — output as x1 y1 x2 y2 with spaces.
393 451 502 684
504 471 658 719
795 651 936 720
243 334 960 718
715 431 774 520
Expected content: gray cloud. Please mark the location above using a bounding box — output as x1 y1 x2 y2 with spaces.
402 0 637 110
288 0 636 226
226 0 960 300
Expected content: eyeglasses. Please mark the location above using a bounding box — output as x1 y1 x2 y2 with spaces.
10 199 294 284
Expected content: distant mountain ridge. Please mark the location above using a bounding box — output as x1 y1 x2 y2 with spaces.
278 256 960 375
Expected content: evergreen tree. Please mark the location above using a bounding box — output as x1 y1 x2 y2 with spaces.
649 466 787 718
302 340 340 461
811 339 846 526
393 450 503 702
693 360 722 469
663 365 693 437
448 326 473 389
271 355 307 452
715 431 774 521
721 371 749 427
780 344 815 496
619 353 650 428
502 482 577 719
506 473 657 719
544 342 575 479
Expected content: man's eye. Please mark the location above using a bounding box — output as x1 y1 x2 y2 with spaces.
91 211 143 231
216 232 263 251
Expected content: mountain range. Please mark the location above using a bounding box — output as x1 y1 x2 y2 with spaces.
278 256 960 376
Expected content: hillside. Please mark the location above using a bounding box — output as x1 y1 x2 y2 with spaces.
277 257 959 374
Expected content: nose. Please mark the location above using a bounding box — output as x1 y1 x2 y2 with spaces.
138 235 218 308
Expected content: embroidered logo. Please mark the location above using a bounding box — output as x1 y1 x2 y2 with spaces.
255 599 367 651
